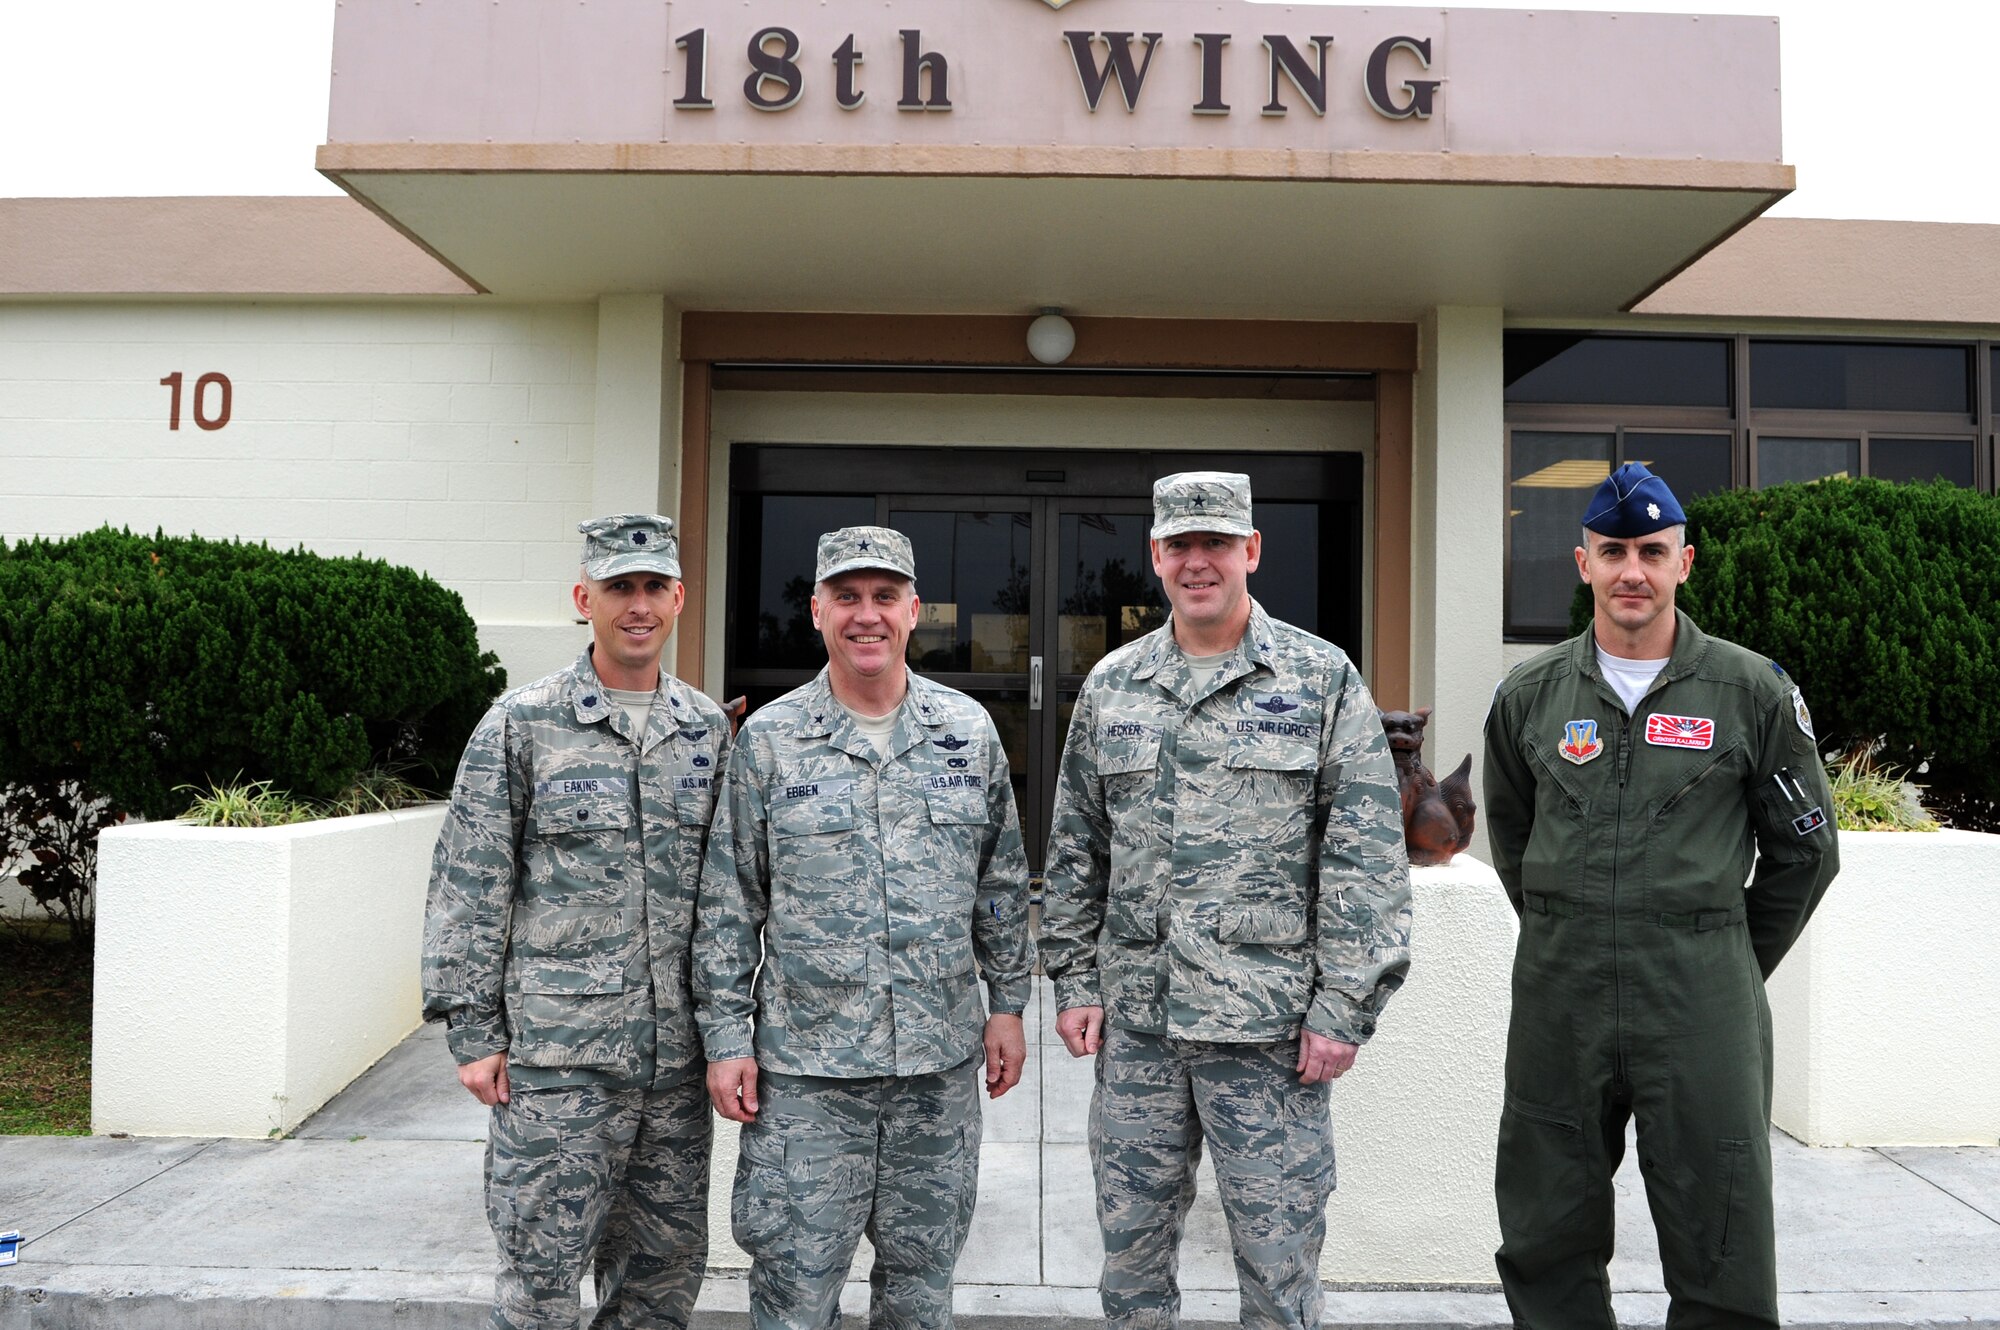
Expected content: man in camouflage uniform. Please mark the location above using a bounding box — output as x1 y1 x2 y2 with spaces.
1484 463 1839 1328
695 525 1034 1330
1042 472 1412 1330
423 514 731 1330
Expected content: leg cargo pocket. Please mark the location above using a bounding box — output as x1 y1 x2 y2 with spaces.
730 1124 787 1259
1496 1093 1594 1261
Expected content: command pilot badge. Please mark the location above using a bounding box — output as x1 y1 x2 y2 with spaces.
1559 719 1603 765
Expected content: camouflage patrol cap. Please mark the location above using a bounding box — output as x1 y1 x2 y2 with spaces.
1151 471 1254 540
578 513 681 581
815 525 916 582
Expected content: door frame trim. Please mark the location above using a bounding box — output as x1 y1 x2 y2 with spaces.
675 312 1415 708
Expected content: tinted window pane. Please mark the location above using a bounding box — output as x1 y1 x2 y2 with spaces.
1505 335 1730 407
734 494 874 668
1750 341 1971 414
1625 432 1732 503
1508 431 1613 636
1870 437 1976 487
890 509 1032 674
1248 502 1319 639
1757 437 1858 488
1056 512 1165 677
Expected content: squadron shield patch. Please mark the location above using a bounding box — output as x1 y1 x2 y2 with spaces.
1644 714 1715 750
1792 687 1816 740
1559 719 1603 765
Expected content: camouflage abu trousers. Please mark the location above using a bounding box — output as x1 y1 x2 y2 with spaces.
732 1057 982 1330
1089 1025 1336 1330
484 1079 712 1330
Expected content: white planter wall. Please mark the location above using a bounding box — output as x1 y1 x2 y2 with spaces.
1767 828 2000 1146
1322 855 1515 1282
92 806 445 1138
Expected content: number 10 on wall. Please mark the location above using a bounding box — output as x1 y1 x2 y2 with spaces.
160 372 232 431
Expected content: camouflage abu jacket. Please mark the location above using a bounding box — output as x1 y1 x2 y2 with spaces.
693 668 1035 1079
421 648 730 1092
1041 601 1411 1045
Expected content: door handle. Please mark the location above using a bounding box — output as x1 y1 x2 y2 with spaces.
1030 655 1043 711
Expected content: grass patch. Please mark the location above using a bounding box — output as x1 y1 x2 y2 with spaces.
178 767 433 828
0 931 92 1135
1827 751 1938 833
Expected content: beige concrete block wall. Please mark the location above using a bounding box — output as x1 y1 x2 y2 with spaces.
0 300 599 687
92 807 445 1138
1768 829 2000 1147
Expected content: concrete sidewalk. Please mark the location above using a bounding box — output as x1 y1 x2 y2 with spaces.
4 996 1997 1329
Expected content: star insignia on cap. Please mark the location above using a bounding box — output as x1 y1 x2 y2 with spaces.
632 531 648 544
1647 502 1661 520
1192 495 1205 507
858 539 872 552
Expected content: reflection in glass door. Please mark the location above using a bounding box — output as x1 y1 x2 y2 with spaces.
891 502 1035 824
725 446 1364 866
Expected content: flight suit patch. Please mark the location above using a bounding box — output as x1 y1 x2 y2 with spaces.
1644 714 1714 750
1792 688 1816 740
1559 719 1603 765
1792 806 1827 837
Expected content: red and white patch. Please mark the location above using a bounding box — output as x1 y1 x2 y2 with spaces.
1644 713 1715 750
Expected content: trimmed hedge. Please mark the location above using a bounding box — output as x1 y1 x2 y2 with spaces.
0 528 504 820
1571 478 2000 803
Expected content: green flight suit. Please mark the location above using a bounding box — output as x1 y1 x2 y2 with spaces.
1483 611 1840 1330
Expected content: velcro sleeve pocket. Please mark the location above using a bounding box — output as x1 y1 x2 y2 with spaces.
1217 904 1310 945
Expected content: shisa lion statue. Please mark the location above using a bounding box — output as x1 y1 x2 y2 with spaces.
1379 706 1477 866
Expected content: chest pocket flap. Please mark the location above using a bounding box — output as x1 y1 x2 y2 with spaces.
924 777 988 826
771 777 858 838
1097 720 1163 777
1225 705 1322 773
528 795 634 838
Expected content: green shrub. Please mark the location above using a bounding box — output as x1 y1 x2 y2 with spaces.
0 528 504 821
1571 478 2000 804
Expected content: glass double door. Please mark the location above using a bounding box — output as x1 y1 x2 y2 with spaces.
725 445 1364 868
889 496 1163 858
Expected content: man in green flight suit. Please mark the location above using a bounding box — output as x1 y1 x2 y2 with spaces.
1484 462 1841 1329
423 513 731 1329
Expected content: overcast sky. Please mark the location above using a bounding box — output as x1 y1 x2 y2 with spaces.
1 0 1992 223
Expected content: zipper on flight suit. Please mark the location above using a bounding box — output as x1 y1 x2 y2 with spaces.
1610 700 1636 1088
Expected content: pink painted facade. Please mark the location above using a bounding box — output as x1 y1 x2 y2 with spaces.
328 1 1781 165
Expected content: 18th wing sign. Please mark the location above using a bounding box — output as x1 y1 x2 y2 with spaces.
666 0 1440 123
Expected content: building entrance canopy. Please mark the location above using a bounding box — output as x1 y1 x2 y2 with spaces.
319 1 1790 314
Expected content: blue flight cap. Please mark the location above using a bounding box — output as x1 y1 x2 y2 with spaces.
1582 462 1686 537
